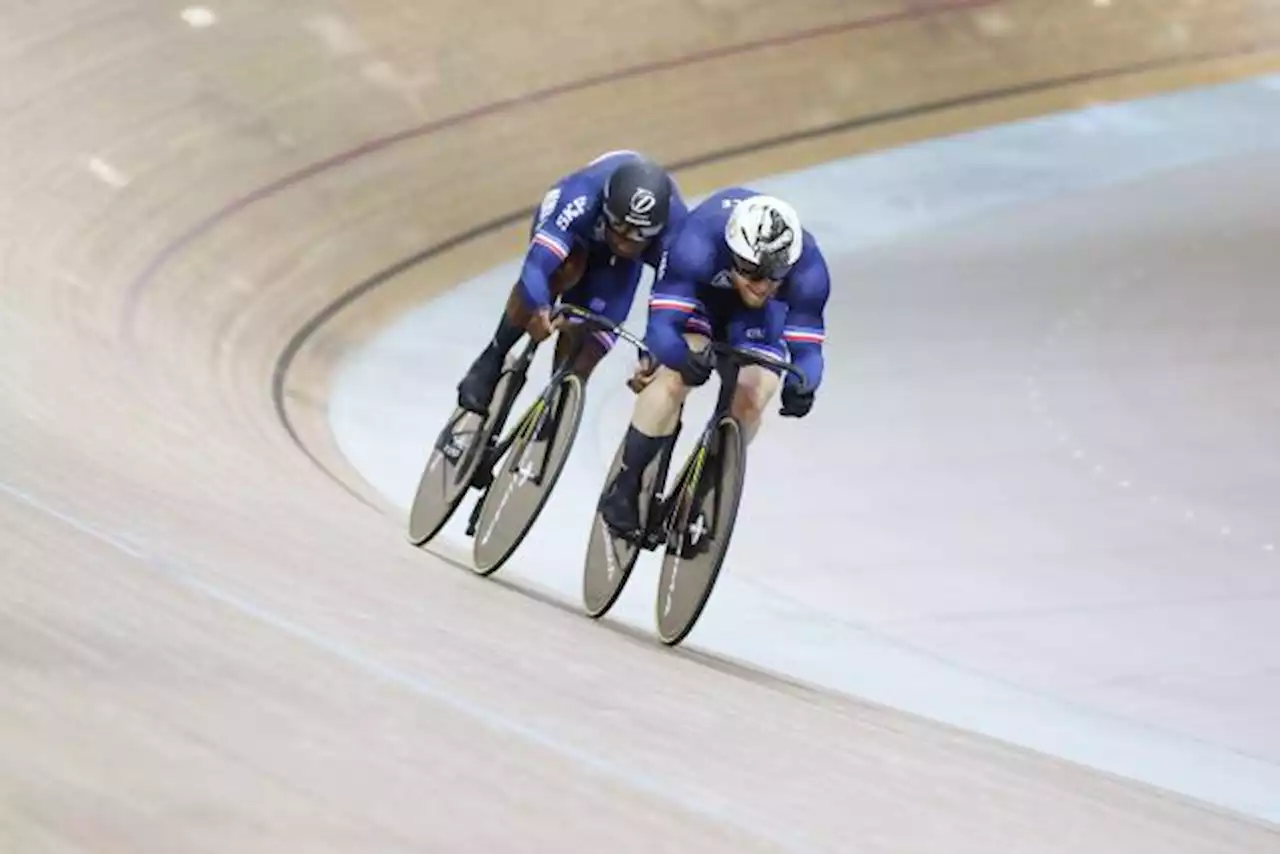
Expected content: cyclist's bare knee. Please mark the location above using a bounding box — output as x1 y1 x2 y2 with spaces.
731 365 781 443
632 366 686 436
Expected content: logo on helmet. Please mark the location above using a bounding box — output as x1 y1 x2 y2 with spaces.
746 208 795 273
757 209 793 254
629 188 657 219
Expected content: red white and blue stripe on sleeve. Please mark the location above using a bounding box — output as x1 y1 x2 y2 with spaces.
517 230 573 307
648 293 702 315
780 314 827 390
531 230 572 261
781 326 825 390
644 291 704 367
649 293 711 337
782 324 826 345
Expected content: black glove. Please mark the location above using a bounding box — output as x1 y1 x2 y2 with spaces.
678 346 716 387
779 384 814 418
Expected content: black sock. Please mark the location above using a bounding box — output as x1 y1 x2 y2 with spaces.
483 312 524 361
617 426 665 489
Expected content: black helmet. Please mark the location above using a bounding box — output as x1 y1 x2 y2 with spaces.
603 156 672 239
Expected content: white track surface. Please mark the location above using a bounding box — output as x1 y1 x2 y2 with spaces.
331 77 1280 822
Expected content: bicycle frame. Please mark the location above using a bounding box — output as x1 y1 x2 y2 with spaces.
463 303 649 536
635 344 809 551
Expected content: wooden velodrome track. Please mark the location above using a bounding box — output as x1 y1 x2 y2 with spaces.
3 1 1279 850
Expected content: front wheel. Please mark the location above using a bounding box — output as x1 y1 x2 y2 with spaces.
406 372 513 546
655 416 746 646
472 373 586 575
581 429 672 618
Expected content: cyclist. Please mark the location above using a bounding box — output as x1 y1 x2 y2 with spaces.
598 188 830 536
455 150 687 415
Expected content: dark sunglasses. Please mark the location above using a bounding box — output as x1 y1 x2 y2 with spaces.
730 252 793 282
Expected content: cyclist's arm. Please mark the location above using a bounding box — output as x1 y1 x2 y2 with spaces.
517 186 592 309
643 234 709 370
780 248 831 392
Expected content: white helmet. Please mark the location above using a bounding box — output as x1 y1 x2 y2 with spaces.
724 194 803 278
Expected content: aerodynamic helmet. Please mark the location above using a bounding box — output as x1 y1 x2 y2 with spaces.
724 194 804 280
602 156 673 239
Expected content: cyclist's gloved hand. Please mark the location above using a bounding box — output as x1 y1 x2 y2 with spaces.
780 383 814 418
678 346 716 387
